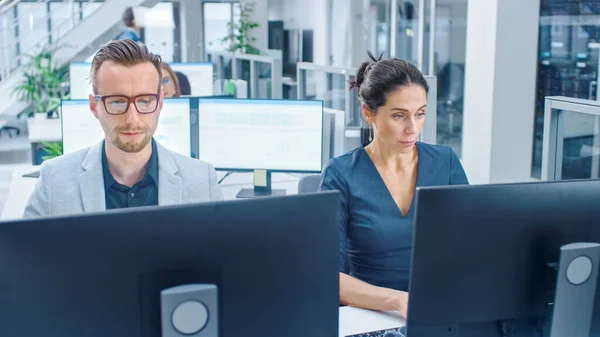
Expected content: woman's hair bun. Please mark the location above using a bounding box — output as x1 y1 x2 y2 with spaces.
349 51 384 90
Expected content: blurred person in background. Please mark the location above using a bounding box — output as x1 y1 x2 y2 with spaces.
175 72 191 95
160 63 181 98
116 7 142 42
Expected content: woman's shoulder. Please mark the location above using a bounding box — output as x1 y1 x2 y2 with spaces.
417 142 456 160
324 147 366 173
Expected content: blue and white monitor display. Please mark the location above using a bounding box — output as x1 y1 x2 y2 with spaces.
68 62 213 99
198 99 324 172
60 98 192 157
169 63 213 96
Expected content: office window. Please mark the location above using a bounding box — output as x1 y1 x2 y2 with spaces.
50 2 77 43
0 9 18 75
429 0 467 157
531 1 600 178
368 0 392 58
16 3 49 62
203 2 241 52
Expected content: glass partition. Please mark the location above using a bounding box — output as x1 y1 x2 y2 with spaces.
231 53 282 99
542 96 600 180
205 51 281 99
205 50 234 94
254 60 273 99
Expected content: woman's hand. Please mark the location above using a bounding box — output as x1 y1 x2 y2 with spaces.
383 289 409 318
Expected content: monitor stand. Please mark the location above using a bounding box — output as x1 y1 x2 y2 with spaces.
236 188 286 198
549 242 600 337
236 169 286 198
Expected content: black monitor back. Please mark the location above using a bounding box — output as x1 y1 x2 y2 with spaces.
0 192 340 337
408 180 600 337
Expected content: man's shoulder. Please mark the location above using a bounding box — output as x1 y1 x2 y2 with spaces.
164 150 214 173
40 147 90 173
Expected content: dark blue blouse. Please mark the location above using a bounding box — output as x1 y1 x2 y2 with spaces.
319 142 469 291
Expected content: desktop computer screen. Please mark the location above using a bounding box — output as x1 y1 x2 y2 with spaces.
69 63 94 99
197 98 324 172
61 100 104 154
407 180 600 337
0 192 340 337
61 98 192 157
169 63 213 96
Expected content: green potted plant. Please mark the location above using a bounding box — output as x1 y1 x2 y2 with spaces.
220 1 261 55
13 44 69 119
40 141 63 161
13 44 69 160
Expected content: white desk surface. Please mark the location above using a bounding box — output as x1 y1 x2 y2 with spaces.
0 167 301 221
339 306 405 336
1 164 39 220
27 117 62 143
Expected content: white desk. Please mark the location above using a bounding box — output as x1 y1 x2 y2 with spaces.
1 164 39 220
0 168 301 221
339 306 405 336
27 116 62 143
27 117 62 165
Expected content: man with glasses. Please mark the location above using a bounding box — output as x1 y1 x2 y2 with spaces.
23 40 223 218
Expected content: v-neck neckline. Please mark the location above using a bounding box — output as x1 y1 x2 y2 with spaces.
360 143 422 219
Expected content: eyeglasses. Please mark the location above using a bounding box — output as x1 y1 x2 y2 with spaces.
94 94 160 115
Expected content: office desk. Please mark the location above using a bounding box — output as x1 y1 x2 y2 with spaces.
27 117 61 165
1 164 38 220
0 168 301 221
338 306 405 336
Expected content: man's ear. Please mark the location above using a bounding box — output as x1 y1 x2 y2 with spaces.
89 94 99 120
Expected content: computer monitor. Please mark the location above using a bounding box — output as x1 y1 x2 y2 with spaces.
188 95 235 158
60 98 192 157
197 98 324 197
69 62 93 99
169 62 213 96
408 180 600 337
0 192 340 337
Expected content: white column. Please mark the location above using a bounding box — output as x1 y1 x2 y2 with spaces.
461 0 540 184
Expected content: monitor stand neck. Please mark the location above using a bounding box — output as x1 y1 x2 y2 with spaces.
549 242 600 337
236 170 286 198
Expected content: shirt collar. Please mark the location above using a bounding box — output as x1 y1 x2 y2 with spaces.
101 139 159 190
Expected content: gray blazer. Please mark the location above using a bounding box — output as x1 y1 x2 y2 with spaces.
23 141 223 218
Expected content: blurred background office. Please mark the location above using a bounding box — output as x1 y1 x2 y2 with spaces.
1 0 599 212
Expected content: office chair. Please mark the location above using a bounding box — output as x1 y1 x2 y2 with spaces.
298 174 322 194
0 121 20 138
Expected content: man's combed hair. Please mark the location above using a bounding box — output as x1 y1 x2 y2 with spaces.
90 39 162 94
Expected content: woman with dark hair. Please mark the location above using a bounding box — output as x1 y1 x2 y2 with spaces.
319 52 469 317
175 71 191 96
160 62 181 98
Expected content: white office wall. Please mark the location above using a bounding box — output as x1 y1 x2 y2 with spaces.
144 2 175 62
461 0 540 184
203 3 232 51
